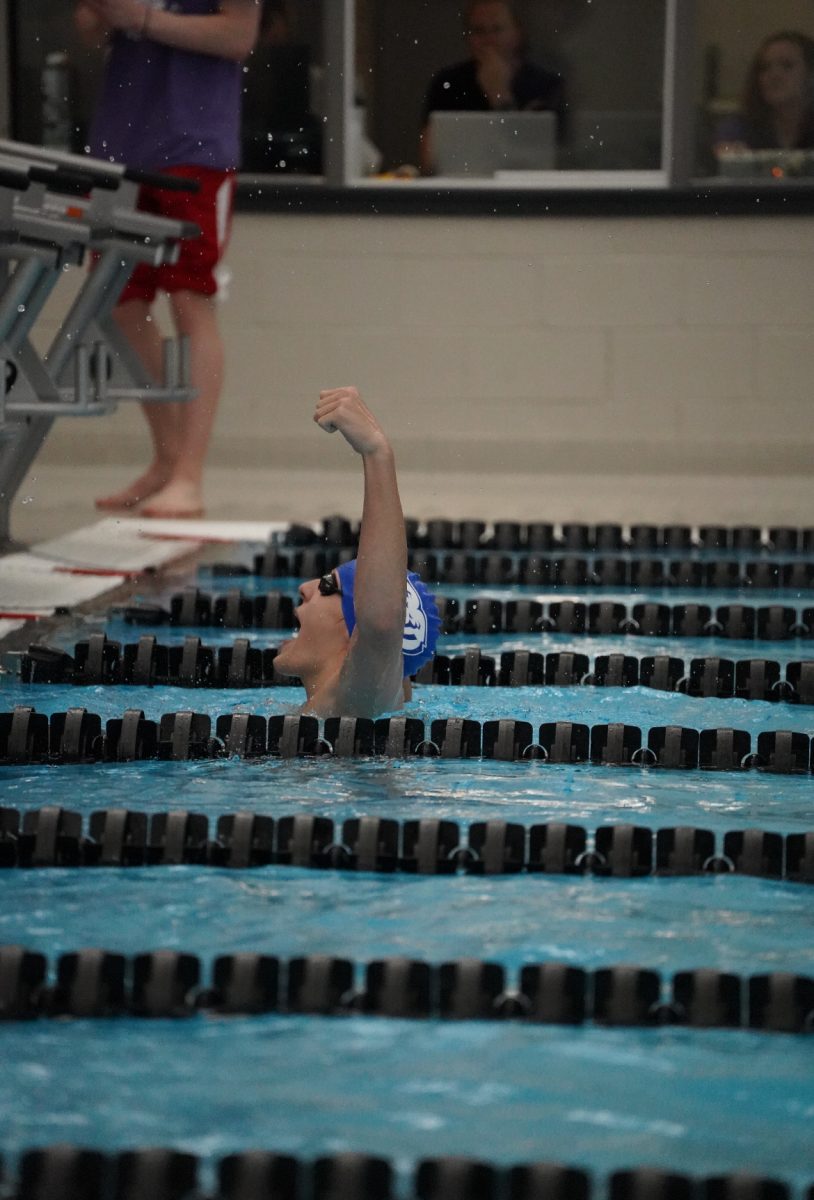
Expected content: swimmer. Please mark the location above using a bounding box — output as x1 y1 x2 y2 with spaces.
273 387 440 717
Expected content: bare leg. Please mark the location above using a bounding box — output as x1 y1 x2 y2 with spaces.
139 289 224 518
95 299 183 510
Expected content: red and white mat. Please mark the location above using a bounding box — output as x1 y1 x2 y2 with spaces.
1 517 287 620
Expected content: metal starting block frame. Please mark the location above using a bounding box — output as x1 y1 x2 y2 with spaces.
0 139 202 548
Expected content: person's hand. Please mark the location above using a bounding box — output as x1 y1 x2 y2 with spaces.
82 0 147 36
476 46 515 108
314 387 390 457
75 1 113 44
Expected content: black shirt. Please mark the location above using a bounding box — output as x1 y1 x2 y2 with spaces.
423 58 566 136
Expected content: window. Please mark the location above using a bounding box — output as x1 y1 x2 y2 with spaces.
8 1 103 153
241 0 324 176
4 0 814 205
362 0 666 181
693 0 814 183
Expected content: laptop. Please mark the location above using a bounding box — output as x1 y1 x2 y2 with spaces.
430 110 558 177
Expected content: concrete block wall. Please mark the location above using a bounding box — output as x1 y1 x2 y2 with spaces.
35 211 814 480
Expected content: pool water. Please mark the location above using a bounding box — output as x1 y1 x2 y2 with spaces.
2 555 814 1194
4 751 814 829
1 867 812 973
2 1021 813 1193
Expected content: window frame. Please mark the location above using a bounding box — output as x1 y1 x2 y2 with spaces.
320 0 679 191
6 0 814 214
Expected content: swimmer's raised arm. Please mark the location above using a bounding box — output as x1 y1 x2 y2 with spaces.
314 387 407 710
274 387 436 717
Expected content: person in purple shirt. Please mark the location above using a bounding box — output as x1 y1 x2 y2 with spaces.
74 0 260 518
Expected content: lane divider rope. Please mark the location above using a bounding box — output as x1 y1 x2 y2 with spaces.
20 635 814 705
2 806 812 882
3 709 814 776
213 545 814 591
114 591 814 642
284 515 814 556
0 1145 804 1200
1 944 812 1032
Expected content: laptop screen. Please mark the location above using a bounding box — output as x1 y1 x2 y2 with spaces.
430 111 558 177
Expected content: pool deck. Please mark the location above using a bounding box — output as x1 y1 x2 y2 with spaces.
9 462 814 547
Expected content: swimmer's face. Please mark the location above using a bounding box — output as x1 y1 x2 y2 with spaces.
273 574 349 678
758 39 808 109
467 1 521 62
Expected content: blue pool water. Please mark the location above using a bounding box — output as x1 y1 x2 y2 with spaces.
2 567 814 1193
4 677 814 738
3 752 814 830
1 868 811 974
2 1021 813 1192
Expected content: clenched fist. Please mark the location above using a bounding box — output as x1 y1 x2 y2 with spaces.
314 387 390 457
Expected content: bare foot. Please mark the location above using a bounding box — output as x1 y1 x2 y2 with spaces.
95 464 173 511
139 479 205 519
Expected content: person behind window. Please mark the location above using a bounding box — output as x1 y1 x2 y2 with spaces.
419 0 566 174
714 30 814 154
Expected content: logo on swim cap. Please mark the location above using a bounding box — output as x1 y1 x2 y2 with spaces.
403 577 428 656
334 558 440 676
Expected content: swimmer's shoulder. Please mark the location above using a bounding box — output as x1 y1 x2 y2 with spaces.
300 677 406 720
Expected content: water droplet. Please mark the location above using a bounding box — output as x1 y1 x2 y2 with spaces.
17 304 25 313
21 496 34 505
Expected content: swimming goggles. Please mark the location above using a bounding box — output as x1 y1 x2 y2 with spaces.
318 572 342 597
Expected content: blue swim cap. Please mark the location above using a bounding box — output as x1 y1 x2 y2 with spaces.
334 558 440 677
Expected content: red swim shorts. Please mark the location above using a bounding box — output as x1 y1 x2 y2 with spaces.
118 164 236 304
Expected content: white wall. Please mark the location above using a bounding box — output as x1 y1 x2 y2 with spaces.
35 210 814 484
